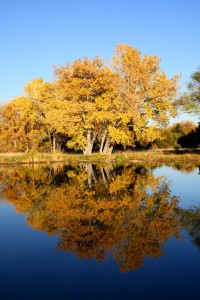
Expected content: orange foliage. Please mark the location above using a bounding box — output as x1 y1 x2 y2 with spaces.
0 163 180 272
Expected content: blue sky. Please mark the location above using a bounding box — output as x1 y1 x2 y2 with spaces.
0 0 199 120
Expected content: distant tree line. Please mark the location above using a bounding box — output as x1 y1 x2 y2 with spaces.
154 120 200 149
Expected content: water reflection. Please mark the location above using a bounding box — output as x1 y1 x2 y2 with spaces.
151 161 200 174
0 163 199 272
180 206 200 251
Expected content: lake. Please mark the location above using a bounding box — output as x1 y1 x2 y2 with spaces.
0 162 199 300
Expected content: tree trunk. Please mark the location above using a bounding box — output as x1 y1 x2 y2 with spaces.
104 166 111 181
52 131 56 153
86 164 97 188
102 136 109 154
102 136 114 155
99 166 108 188
102 136 111 154
99 129 107 154
48 132 52 149
25 143 29 152
86 163 92 188
107 145 113 155
83 129 96 155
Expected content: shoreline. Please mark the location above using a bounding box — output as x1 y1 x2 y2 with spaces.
0 150 200 165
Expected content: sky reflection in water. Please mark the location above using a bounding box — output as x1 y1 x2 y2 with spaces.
153 165 200 208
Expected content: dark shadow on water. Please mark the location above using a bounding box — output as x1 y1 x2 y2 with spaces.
163 148 200 154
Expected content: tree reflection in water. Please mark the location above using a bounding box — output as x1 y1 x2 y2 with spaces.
0 163 198 272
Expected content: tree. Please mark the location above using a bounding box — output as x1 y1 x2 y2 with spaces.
54 45 180 155
171 120 197 136
154 120 197 149
110 44 180 149
0 44 180 154
179 67 200 116
24 78 62 152
178 122 200 148
54 57 116 155
0 96 46 152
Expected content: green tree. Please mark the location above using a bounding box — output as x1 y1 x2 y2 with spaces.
179 67 200 116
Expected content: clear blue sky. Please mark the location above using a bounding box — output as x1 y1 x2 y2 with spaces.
0 0 199 121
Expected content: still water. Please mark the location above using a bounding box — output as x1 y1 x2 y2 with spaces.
0 162 199 300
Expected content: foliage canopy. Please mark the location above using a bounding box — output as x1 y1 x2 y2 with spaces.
0 44 180 154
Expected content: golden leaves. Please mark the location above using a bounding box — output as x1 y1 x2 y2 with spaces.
0 44 180 154
0 163 180 272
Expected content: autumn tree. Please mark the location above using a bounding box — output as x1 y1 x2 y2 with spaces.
0 44 180 154
109 44 180 150
0 79 55 152
53 45 180 155
54 57 116 155
24 78 65 152
171 120 197 136
0 96 47 152
0 78 67 153
154 120 197 149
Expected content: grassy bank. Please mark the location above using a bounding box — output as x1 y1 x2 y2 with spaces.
0 149 200 165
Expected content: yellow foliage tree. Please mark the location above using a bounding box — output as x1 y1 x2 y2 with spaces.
54 45 180 154
109 44 180 149
0 96 47 152
54 56 116 155
24 78 63 152
0 44 180 154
